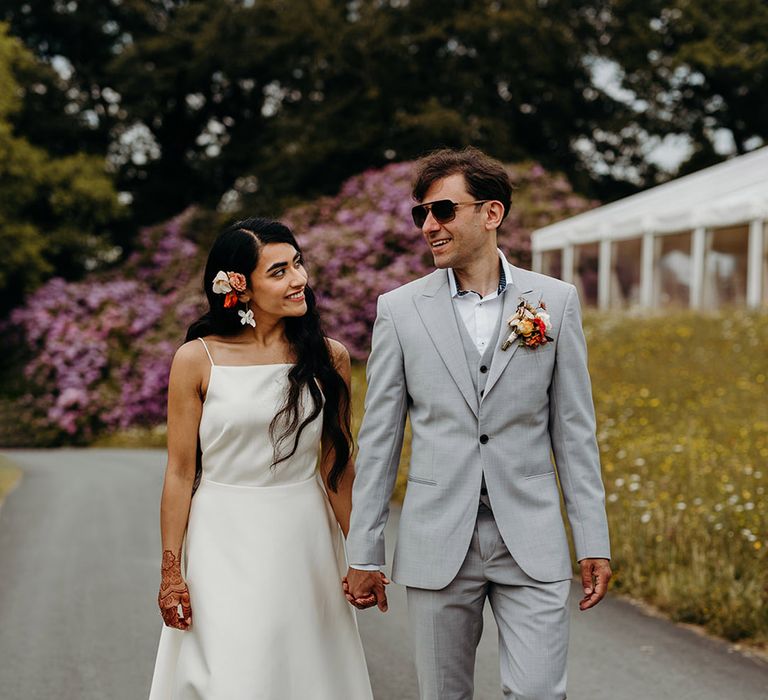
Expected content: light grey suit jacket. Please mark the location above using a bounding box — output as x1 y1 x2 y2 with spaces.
347 262 610 589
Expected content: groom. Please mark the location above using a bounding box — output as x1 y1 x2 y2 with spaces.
345 147 611 699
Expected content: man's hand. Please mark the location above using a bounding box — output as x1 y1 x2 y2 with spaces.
578 558 612 610
342 577 377 610
343 568 390 612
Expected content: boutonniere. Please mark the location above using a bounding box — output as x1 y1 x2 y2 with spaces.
501 298 554 351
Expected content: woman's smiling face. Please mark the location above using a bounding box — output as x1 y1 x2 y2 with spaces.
245 242 309 320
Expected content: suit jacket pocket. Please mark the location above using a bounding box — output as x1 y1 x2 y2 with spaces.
406 474 437 486
512 342 555 364
524 470 556 481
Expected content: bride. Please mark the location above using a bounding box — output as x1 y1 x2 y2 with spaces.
148 218 382 698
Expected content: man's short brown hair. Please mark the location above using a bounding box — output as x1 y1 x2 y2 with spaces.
412 147 512 222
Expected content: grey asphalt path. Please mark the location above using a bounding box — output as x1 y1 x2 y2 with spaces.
0 449 163 700
0 449 766 700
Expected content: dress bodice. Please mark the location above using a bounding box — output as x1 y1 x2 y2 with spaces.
199 361 323 486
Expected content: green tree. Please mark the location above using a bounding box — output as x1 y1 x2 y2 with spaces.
0 23 123 313
1 1 635 221
597 0 768 176
4 1 765 224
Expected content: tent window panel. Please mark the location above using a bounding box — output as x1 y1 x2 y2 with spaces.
654 231 692 307
574 243 599 306
610 238 642 309
541 249 562 279
703 225 749 308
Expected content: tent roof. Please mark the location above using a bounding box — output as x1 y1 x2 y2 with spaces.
532 146 768 251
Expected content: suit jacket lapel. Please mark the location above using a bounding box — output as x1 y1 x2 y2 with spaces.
483 278 536 399
413 272 479 418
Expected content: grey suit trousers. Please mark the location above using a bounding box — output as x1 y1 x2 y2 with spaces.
406 504 570 700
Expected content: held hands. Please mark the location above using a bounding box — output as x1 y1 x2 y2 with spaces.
158 550 192 630
342 568 391 612
578 558 612 611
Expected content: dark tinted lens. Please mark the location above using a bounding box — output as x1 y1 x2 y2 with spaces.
411 205 428 228
430 200 457 223
411 200 457 227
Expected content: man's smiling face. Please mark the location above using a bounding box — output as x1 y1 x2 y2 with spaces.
419 173 490 270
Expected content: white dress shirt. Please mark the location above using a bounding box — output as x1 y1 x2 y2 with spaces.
447 249 511 354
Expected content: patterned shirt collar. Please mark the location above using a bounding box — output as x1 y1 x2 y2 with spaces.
449 249 511 299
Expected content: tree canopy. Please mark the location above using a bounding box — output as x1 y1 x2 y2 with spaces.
0 22 123 312
598 0 768 175
0 2 713 219
0 1 766 301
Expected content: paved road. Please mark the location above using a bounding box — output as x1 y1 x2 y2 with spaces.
1 449 766 700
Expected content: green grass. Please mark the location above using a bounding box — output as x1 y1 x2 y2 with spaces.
0 454 22 503
91 425 167 448
582 308 767 645
350 309 768 646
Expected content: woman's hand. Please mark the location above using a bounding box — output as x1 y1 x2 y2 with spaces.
343 568 390 612
158 550 192 630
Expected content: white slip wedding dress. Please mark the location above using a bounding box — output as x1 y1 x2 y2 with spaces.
148 338 373 699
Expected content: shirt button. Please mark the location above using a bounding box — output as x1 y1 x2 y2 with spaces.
479 434 489 444
480 365 488 373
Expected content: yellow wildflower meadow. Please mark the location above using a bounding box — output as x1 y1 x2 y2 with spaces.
350 309 768 644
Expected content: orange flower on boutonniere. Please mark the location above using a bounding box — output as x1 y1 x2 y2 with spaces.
501 298 554 351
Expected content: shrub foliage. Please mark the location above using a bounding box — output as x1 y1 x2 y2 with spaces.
0 209 203 445
2 159 589 442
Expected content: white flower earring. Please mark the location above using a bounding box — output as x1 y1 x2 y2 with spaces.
238 303 256 328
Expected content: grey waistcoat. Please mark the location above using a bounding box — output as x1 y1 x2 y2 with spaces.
452 298 505 509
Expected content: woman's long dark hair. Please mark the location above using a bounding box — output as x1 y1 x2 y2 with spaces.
185 217 352 493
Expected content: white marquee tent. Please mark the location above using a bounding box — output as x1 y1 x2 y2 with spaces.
531 146 768 310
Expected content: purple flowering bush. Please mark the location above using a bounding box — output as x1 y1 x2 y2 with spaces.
288 160 595 360
1 209 204 445
1 161 593 445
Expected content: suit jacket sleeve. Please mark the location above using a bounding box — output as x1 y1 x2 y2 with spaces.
346 295 409 566
548 285 611 562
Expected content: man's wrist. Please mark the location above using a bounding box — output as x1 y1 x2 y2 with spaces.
350 563 381 571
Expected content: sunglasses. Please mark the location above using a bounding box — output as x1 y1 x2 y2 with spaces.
411 199 489 228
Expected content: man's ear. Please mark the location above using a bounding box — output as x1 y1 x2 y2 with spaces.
485 201 505 230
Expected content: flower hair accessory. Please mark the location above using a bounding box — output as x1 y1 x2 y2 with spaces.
212 270 248 309
501 298 553 351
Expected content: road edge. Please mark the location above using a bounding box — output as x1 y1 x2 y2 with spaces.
611 589 768 665
0 453 23 512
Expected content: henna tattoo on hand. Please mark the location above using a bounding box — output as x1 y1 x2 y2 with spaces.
158 550 192 630
161 550 183 586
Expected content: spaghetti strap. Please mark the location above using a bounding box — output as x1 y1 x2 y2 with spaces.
198 337 215 366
